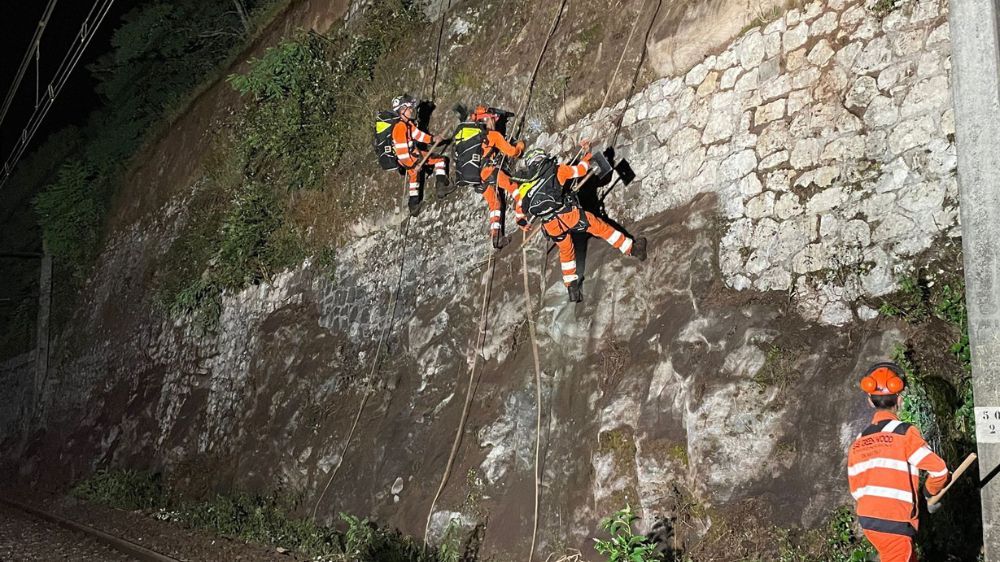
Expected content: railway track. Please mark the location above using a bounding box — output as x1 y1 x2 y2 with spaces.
0 498 180 562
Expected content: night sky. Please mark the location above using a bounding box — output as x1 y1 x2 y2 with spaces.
0 1 140 161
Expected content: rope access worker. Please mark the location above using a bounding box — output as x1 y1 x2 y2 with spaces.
452 104 526 250
373 94 452 217
847 362 951 562
512 143 647 303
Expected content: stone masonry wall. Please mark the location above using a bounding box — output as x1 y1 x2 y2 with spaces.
4 0 959 558
540 0 955 326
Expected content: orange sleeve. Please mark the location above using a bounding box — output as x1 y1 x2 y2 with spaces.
556 159 590 185
409 124 433 144
486 130 521 157
905 427 950 496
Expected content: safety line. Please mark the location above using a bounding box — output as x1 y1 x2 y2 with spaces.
520 5 660 557
598 0 651 114
312 1 458 514
310 214 412 520
422 0 569 549
522 235 545 562
429 0 453 101
611 0 663 147
423 247 497 545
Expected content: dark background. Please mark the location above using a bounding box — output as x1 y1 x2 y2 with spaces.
1 1 139 160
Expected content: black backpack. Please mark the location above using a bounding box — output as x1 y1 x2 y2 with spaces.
373 110 401 170
452 121 487 190
513 157 566 221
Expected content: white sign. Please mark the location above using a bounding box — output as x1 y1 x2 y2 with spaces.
975 407 1000 443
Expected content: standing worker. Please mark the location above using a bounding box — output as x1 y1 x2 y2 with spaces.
847 362 951 562
512 144 647 303
452 104 525 249
373 94 452 216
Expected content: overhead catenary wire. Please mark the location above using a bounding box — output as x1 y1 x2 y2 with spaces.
2 0 118 188
0 0 60 130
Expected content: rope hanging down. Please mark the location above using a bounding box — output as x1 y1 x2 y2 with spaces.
522 4 657 558
311 216 412 519
422 0 569 548
312 0 455 518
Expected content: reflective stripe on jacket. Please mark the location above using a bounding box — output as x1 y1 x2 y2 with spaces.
391 119 433 167
847 411 949 535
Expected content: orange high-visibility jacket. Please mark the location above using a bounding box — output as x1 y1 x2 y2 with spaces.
391 118 434 168
847 411 950 537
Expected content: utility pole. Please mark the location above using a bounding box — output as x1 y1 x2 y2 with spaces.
34 249 51 422
949 0 1000 558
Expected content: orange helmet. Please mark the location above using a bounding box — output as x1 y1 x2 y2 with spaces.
469 105 499 123
859 362 906 395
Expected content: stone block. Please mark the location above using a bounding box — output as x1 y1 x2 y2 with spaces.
864 95 900 129
807 39 835 67
739 31 766 69
852 36 893 74
784 22 810 52
754 99 787 127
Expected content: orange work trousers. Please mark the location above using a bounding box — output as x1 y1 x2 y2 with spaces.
404 153 447 197
543 207 632 285
479 166 517 234
863 530 917 562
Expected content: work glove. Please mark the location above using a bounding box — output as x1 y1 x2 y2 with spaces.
581 152 593 163
927 501 942 514
517 218 530 232
515 140 526 155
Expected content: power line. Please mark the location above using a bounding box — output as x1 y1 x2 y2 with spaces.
1 0 117 189
0 0 60 130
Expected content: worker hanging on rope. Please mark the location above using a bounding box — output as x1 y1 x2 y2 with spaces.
452 104 526 250
373 94 453 217
847 362 951 562
512 143 647 303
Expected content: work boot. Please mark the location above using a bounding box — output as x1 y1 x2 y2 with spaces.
567 281 583 303
631 236 648 262
436 174 455 198
408 196 422 217
492 231 511 250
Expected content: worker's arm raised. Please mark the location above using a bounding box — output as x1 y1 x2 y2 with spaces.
486 130 523 158
556 154 592 185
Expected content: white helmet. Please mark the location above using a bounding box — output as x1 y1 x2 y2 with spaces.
392 94 417 111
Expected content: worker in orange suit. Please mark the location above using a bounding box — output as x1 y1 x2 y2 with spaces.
391 95 452 216
847 362 951 562
453 105 525 249
513 145 647 303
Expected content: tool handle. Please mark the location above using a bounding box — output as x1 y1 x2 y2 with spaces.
414 138 446 168
928 453 977 506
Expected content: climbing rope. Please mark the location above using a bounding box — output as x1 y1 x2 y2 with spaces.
522 235 545 562
312 1 456 519
611 0 663 147
422 0 569 548
429 0 452 102
311 215 412 520
521 4 661 558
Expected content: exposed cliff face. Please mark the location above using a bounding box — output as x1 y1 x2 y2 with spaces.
2 0 958 559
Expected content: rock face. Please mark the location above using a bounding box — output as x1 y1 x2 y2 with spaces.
540 0 956 327
1 0 956 559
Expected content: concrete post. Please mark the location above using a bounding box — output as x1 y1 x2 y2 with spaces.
949 0 1000 558
33 251 51 419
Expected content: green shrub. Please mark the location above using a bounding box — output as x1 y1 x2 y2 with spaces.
824 507 877 562
33 161 103 279
72 468 460 561
71 469 166 510
594 505 661 562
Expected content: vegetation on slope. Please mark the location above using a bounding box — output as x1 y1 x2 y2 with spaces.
72 468 467 561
